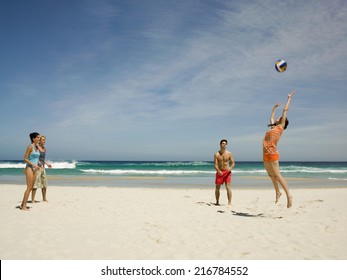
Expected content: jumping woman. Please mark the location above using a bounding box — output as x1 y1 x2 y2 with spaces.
262 90 296 208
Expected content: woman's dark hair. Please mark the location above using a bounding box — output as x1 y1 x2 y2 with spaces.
268 118 289 129
280 117 289 129
29 132 40 143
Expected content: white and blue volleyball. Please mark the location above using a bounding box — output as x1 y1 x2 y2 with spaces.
275 59 287 72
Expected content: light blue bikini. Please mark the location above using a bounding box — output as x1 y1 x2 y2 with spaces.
26 144 40 171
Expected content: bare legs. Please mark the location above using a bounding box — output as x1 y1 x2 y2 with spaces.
226 183 232 206
215 183 232 206
21 167 36 210
31 188 37 203
264 161 292 208
31 188 48 202
31 169 48 203
215 185 221 205
42 188 48 202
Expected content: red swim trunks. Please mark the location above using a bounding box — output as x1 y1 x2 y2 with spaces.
215 170 232 185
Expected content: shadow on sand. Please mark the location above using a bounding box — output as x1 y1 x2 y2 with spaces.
231 210 283 219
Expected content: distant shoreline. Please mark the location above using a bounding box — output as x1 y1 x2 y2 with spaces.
2 160 347 163
2 175 346 189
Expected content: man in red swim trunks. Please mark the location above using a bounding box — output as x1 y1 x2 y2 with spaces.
214 139 235 206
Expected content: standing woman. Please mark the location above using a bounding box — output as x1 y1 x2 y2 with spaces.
263 90 296 208
32 135 52 202
21 132 41 210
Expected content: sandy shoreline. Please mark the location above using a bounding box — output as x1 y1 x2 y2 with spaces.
1 184 346 260
2 174 345 189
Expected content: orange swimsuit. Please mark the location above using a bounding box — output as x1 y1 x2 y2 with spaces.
262 125 284 162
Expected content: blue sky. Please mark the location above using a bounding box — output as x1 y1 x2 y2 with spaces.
1 0 346 161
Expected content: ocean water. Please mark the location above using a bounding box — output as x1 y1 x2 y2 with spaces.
0 160 346 188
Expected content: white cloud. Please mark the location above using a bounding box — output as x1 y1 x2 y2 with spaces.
1 0 346 160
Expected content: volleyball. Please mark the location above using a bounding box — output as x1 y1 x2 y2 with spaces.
275 59 287 72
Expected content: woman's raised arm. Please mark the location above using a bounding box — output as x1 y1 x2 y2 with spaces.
280 90 296 127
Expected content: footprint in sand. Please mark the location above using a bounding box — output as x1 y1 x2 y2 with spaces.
142 222 163 244
197 202 213 206
300 199 324 209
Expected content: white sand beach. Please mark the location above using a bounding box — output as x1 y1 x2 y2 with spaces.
1 184 346 260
